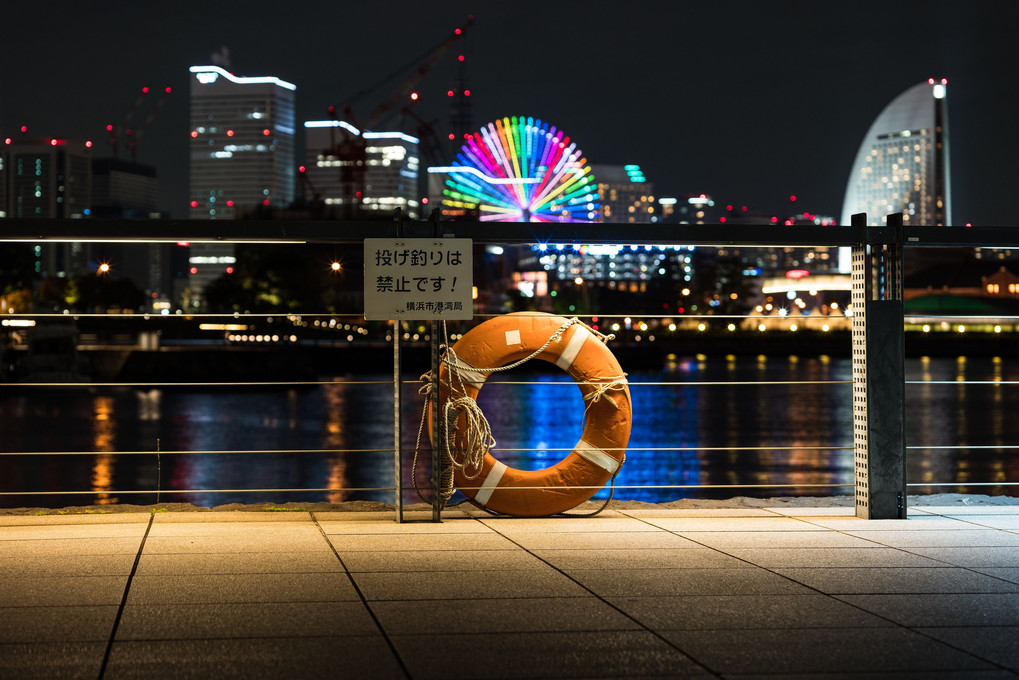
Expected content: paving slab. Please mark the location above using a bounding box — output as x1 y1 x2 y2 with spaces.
756 507 856 517
328 531 518 552
352 566 589 601
945 516 1019 530
478 516 663 533
317 519 493 534
0 513 149 526
923 627 1019 671
371 596 641 635
0 641 107 680
972 567 1019 584
607 593 893 630
145 521 324 537
673 530 881 549
532 547 748 570
502 530 702 550
659 627 996 675
142 533 328 554
635 516 828 532
912 506 1019 516
803 516 982 530
389 630 713 680
905 546 1019 567
565 567 810 598
116 601 378 639
0 537 143 555
134 551 345 575
723 546 948 568
839 529 1019 548
340 548 543 572
620 508 778 518
0 605 118 643
103 636 405 680
150 511 310 523
125 573 360 604
0 553 137 577
773 566 1019 594
835 593 1019 627
0 576 127 606
0 523 148 539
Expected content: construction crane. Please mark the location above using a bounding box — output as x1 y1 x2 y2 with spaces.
321 16 473 218
400 106 445 207
106 86 171 162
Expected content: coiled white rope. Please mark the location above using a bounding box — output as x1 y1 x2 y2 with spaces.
413 317 621 507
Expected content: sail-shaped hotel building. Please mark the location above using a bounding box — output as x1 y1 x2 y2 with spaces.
841 79 951 228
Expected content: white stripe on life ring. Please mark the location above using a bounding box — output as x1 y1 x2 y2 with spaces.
475 460 507 506
575 439 620 474
555 326 590 371
457 360 488 390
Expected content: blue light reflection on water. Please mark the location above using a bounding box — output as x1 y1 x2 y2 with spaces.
1 355 1019 507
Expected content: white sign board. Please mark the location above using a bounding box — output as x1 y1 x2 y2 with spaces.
363 238 473 320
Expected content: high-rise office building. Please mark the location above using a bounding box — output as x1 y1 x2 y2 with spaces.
303 120 420 219
187 65 296 304
2 138 91 220
1 138 93 278
841 79 951 227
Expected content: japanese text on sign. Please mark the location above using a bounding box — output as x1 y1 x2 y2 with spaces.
363 238 473 321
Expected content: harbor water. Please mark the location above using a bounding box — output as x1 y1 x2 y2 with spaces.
1 354 1017 508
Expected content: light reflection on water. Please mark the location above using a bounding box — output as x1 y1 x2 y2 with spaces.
1 355 1018 507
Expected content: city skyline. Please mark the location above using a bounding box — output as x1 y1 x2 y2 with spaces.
1 1 1016 226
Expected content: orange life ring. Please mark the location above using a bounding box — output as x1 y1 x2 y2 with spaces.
428 313 631 517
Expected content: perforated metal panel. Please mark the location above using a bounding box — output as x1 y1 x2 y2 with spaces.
851 246 869 515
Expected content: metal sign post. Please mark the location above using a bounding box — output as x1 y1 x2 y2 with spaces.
364 237 472 522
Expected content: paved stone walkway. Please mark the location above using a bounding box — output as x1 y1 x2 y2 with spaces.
1 503 1017 679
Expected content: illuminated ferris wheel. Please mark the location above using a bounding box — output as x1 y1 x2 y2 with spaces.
438 116 601 222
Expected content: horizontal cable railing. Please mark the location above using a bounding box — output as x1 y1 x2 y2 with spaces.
3 221 1019 510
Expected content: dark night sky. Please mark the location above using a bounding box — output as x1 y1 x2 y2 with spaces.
2 0 1016 226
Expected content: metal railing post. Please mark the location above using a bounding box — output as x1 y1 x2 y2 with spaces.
851 212 908 519
393 327 403 523
430 320 443 522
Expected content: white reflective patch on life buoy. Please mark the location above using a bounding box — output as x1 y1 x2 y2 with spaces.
505 329 521 345
475 460 507 506
457 359 488 390
555 326 590 371
575 439 620 474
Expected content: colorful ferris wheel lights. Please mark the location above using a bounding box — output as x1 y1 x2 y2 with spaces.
439 116 601 222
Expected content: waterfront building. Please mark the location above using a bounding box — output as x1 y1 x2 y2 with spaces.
187 65 296 305
303 120 420 219
657 193 716 225
531 165 696 303
1 137 93 278
591 164 656 224
841 79 951 227
1 138 91 220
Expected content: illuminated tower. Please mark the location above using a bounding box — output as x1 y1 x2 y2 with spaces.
187 65 296 305
841 79 951 227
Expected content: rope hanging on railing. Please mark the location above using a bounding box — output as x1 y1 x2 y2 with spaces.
413 316 626 510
